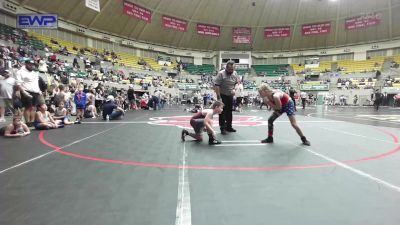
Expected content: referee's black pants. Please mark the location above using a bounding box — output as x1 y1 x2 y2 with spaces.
219 94 233 131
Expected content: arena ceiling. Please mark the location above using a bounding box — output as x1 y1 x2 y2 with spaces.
14 0 400 51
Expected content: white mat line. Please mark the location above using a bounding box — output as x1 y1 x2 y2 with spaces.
175 142 192 225
316 114 400 125
320 127 396 144
0 124 124 175
215 143 266 147
83 120 342 124
286 141 400 193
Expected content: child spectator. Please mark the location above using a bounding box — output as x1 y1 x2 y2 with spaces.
74 87 86 123
34 102 64 129
0 116 30 137
53 101 74 125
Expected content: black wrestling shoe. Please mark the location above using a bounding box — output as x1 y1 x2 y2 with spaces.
226 127 237 132
209 139 222 145
181 129 189 141
301 136 310 146
261 137 273 143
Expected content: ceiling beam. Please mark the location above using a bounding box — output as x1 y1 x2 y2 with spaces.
252 0 270 51
177 0 204 48
88 0 113 27
135 0 162 40
289 0 302 50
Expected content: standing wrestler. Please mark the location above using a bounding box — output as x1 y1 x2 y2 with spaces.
214 61 239 134
258 84 310 146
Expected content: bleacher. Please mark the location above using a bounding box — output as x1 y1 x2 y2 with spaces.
252 64 289 76
337 78 376 89
291 64 305 74
236 68 250 76
337 57 384 74
309 61 332 73
29 32 171 72
185 64 215 75
0 24 44 50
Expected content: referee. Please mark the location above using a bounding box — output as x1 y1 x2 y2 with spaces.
214 61 239 134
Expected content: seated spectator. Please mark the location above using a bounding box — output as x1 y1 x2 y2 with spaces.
50 39 58 45
34 102 64 129
50 53 57 62
102 95 124 120
140 97 149 110
53 101 74 125
0 116 30 137
84 104 98 118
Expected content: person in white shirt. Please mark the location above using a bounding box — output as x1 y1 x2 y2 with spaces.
15 59 42 125
235 81 244 113
300 91 308 109
38 59 48 73
0 70 16 122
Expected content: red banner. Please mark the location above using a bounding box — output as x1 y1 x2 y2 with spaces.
233 36 252 44
197 23 220 37
302 22 331 36
233 27 251 35
123 1 151 23
264 26 291 38
232 27 251 44
162 15 187 32
345 14 381 30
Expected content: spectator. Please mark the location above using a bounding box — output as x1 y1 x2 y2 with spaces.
53 101 74 125
0 70 16 121
34 102 63 129
15 59 42 126
74 87 87 123
0 116 30 137
102 95 124 120
127 85 136 110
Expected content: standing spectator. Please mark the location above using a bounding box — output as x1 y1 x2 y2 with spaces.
235 80 244 113
374 89 382 110
74 87 86 123
38 58 48 74
214 61 239 134
0 70 16 121
73 57 79 69
353 94 358 106
15 59 42 126
382 92 388 106
300 91 308 109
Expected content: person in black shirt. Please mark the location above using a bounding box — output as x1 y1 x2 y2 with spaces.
127 85 136 110
102 95 124 120
374 90 382 110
